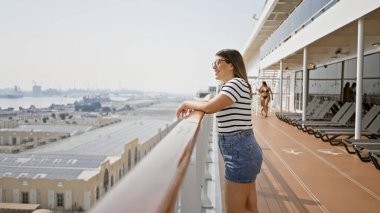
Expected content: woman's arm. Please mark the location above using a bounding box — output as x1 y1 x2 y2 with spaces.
269 87 274 100
176 93 234 118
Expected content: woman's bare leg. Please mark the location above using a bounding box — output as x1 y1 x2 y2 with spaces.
246 183 259 213
260 98 265 116
224 179 257 213
263 98 270 117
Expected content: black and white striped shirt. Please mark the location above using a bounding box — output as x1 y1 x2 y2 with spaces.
216 78 252 134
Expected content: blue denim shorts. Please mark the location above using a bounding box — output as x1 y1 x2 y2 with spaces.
218 129 263 183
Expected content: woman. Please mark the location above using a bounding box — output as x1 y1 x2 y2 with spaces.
257 81 273 117
176 49 263 213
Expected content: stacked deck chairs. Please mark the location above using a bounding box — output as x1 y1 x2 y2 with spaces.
370 151 380 170
294 102 355 134
343 134 380 171
279 100 338 125
276 97 320 121
279 101 380 170
343 137 380 171
338 106 380 170
315 107 380 146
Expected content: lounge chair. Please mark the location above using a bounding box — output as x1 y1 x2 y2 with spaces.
311 104 380 138
353 143 380 162
315 112 380 145
276 97 320 120
285 101 337 125
279 100 328 123
342 139 380 154
295 102 354 133
369 151 380 170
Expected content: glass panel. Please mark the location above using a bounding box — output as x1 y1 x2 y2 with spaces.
363 79 380 106
344 58 357 79
364 53 380 78
261 0 339 57
303 0 312 22
310 63 341 79
295 71 303 110
311 0 323 14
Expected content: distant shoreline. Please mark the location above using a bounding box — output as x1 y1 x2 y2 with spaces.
0 96 81 109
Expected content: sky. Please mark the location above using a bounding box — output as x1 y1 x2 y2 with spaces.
0 0 265 95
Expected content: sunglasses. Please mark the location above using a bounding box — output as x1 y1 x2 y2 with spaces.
212 59 229 69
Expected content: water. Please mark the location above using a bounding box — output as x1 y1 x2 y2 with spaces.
0 96 81 109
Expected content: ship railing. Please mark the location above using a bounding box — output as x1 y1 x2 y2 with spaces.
90 96 220 213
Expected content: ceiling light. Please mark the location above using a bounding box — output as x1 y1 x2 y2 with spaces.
335 47 349 55
372 42 380 47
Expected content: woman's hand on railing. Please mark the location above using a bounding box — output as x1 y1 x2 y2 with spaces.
176 102 192 118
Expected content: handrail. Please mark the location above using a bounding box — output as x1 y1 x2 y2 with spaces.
90 110 205 213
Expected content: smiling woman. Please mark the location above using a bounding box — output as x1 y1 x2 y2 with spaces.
176 49 263 213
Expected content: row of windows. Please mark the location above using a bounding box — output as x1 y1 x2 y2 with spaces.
307 53 380 80
21 192 64 207
17 147 144 208
294 52 380 109
100 143 158 198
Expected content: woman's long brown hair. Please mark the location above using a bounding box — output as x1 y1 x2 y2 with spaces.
215 49 252 95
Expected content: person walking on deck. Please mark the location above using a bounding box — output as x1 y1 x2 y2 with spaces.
176 49 263 213
257 81 273 117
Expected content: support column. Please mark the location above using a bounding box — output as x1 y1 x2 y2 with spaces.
257 67 261 116
279 60 284 113
355 18 364 139
302 47 309 121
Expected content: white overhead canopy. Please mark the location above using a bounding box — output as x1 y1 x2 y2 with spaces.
243 0 302 65
243 0 380 72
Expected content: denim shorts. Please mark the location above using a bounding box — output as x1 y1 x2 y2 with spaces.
218 129 263 183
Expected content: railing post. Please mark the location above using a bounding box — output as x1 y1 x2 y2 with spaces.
180 154 200 213
179 114 212 213
199 115 212 210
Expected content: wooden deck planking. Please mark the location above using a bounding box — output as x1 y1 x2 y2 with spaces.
257 162 285 213
218 112 380 212
252 113 380 212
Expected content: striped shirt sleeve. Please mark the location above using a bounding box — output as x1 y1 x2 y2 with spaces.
220 78 250 102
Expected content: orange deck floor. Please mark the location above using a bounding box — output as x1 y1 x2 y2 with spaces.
219 112 380 213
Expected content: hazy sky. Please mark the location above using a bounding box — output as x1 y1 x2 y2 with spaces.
0 0 264 95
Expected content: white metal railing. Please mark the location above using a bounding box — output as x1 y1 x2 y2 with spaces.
175 114 221 212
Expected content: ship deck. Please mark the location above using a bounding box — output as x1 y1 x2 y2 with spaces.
219 112 380 213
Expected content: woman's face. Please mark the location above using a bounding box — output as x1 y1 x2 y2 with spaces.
212 57 233 83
